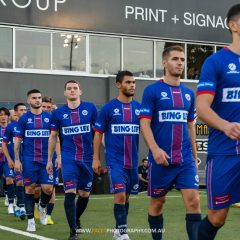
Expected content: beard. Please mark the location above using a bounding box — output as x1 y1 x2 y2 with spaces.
30 104 41 109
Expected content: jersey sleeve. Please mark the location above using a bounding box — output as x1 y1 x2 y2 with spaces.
16 115 26 138
188 91 195 122
50 109 60 132
139 86 154 119
93 104 109 133
197 56 218 96
3 124 11 143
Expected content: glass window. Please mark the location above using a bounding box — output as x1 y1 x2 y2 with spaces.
16 30 51 70
124 39 153 78
156 42 185 78
90 36 120 75
0 28 12 68
53 33 86 71
187 44 214 80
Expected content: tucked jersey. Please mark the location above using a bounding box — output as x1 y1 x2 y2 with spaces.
51 102 97 165
3 121 18 160
140 80 195 164
94 98 140 169
16 111 52 164
0 126 6 163
197 48 240 155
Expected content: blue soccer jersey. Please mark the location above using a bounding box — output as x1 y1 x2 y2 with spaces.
94 98 140 169
16 111 52 164
51 102 97 165
3 121 17 160
140 80 195 164
197 48 240 155
0 126 6 163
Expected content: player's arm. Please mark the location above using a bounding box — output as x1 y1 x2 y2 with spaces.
138 173 148 183
55 137 61 170
14 137 22 172
2 141 14 169
140 118 169 166
197 94 240 140
187 121 198 167
93 131 103 175
47 130 58 175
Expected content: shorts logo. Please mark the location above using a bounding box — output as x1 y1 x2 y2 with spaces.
49 175 53 180
82 110 88 116
185 93 191 101
159 110 188 122
133 184 139 190
64 180 75 188
214 194 230 205
195 175 199 183
113 108 121 116
62 124 90 135
135 109 140 116
160 92 170 100
111 124 139 134
227 63 240 74
113 183 124 190
63 114 69 119
87 182 92 188
222 87 240 102
55 177 59 184
27 118 33 123
44 118 49 123
152 188 167 196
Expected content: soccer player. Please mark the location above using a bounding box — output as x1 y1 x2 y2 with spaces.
140 45 201 240
47 80 97 240
2 103 27 219
14 89 54 232
197 4 240 239
0 107 15 214
42 96 60 225
93 71 140 240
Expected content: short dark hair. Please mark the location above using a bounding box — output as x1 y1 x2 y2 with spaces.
14 103 26 111
116 70 133 83
227 4 240 28
142 158 148 163
64 80 81 90
0 107 10 116
162 45 184 60
27 89 41 96
42 96 53 103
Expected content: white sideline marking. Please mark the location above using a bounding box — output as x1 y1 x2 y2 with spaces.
0 225 56 240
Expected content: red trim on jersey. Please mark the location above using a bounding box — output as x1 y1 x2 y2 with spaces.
15 136 23 139
51 128 58 132
93 128 104 133
197 90 215 96
139 115 152 120
187 119 195 122
2 139 9 143
224 46 230 50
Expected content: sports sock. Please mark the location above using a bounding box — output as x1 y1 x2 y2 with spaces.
16 186 25 208
185 213 202 240
76 196 89 224
40 191 52 208
64 193 76 232
25 193 35 219
47 203 54 215
114 203 127 235
148 214 164 240
7 184 15 204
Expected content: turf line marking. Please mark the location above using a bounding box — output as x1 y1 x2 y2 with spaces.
0 225 56 240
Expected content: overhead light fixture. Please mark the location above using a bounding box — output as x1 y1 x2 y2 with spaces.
67 34 72 39
64 39 69 43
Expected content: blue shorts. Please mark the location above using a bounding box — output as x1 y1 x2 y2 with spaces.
107 165 139 195
0 162 14 179
206 155 240 210
22 160 54 186
148 159 199 198
53 165 59 186
62 161 93 192
14 171 23 183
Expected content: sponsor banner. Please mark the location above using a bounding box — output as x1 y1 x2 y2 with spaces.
111 124 140 134
158 110 188 122
25 129 50 137
62 124 90 135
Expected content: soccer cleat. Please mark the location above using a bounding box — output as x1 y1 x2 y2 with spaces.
68 231 78 240
15 206 21 217
38 205 47 225
232 203 240 208
112 229 121 240
120 234 131 240
4 195 9 206
8 204 14 215
26 220 36 232
47 215 54 225
19 207 26 220
34 204 40 219
13 198 16 207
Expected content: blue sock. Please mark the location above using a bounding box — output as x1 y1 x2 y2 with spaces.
47 203 55 215
198 216 223 240
185 213 202 240
125 202 129 216
25 193 35 219
76 196 89 223
7 184 15 204
114 204 127 235
16 186 25 208
64 193 76 233
148 214 164 240
40 191 52 208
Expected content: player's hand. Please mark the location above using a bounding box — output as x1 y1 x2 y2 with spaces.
92 159 101 175
8 159 14 169
222 122 240 140
14 160 22 173
55 155 62 170
46 161 53 175
152 147 170 166
0 147 2 153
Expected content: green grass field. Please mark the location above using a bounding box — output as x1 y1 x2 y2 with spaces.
0 190 239 240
